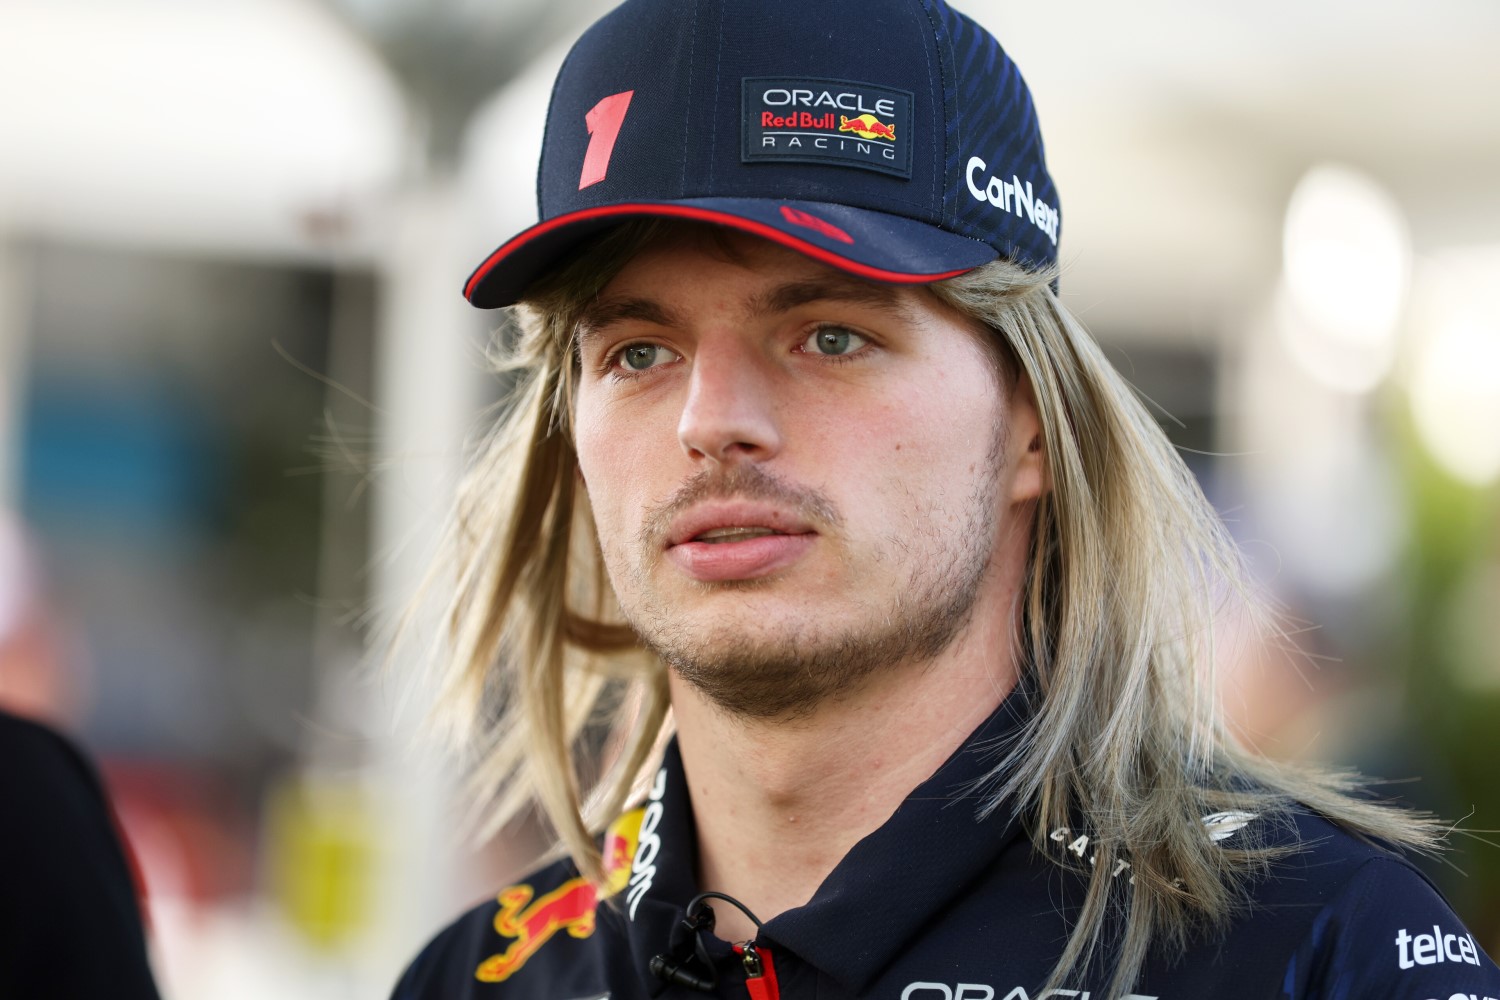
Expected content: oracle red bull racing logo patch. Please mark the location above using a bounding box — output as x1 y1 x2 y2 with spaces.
473 807 643 983
743 78 913 178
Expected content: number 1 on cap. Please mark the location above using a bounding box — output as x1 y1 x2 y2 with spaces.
579 91 635 190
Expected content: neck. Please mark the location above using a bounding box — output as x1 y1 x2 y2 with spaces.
669 618 1019 943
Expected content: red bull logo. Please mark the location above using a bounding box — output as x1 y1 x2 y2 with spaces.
603 807 644 896
473 807 644 983
838 114 896 141
475 879 599 982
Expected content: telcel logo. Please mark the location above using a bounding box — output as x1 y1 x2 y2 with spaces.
1396 925 1483 970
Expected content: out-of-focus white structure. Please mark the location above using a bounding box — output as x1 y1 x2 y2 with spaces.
1279 165 1411 393
1407 248 1500 487
0 0 407 260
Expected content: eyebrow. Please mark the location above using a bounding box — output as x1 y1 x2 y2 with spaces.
747 275 908 318
576 298 683 353
576 273 910 353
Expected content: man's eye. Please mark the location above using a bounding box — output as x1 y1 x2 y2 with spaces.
802 326 869 357
616 344 680 372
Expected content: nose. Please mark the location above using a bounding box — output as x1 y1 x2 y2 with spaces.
677 337 783 464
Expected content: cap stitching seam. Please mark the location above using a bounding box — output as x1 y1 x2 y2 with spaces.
708 1 726 191
680 0 701 194
917 0 954 228
912 0 942 214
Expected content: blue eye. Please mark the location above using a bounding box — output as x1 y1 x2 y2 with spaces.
618 344 679 371
804 326 868 356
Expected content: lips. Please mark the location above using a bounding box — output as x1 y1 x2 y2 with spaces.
666 502 814 548
693 526 780 543
664 502 817 582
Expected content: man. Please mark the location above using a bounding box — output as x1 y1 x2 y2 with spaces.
392 1 1500 998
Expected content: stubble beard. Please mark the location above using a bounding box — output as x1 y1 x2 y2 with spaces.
602 434 1007 721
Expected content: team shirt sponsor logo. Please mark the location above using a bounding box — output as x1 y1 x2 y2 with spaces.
1043 813 1259 888
901 981 1157 1000
472 806 644 982
627 765 669 919
1200 810 1258 842
743 78 914 178
1397 925 1485 970
964 156 1059 246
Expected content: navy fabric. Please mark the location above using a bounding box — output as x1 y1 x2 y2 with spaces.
389 689 1500 1000
465 0 1061 308
0 711 162 999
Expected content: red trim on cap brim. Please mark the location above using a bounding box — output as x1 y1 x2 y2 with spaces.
464 202 975 303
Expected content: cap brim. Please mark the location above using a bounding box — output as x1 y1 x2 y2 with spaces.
463 198 998 309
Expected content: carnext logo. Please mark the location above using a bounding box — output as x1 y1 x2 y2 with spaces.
1396 925 1483 970
964 156 1059 246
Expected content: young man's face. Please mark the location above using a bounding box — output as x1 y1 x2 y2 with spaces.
572 229 1044 717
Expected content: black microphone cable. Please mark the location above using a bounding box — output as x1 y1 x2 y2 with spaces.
649 892 764 992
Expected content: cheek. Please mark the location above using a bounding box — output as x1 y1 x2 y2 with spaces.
872 368 999 474
574 392 673 534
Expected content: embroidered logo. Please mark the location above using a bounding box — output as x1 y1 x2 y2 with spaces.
743 78 913 178
473 807 643 983
1200 810 1258 843
780 205 854 244
476 880 600 983
837 114 895 141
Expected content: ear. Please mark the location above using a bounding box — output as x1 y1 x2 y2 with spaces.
1006 374 1050 504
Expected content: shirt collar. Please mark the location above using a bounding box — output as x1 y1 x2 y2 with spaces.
619 683 1036 996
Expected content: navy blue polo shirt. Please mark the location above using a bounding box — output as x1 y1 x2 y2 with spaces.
392 690 1500 1000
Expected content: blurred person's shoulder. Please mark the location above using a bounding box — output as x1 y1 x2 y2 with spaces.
0 708 162 999
0 708 129 857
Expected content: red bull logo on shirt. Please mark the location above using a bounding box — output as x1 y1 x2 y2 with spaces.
473 807 644 983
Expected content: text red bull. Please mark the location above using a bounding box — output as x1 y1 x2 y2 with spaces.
762 112 838 129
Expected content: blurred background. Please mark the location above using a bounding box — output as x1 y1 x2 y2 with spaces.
0 0 1496 995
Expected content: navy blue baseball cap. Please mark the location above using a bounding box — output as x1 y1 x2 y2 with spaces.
463 0 1060 309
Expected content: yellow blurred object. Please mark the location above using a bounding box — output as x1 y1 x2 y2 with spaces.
265 771 377 950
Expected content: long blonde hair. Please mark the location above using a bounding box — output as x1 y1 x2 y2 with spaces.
410 220 1441 997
